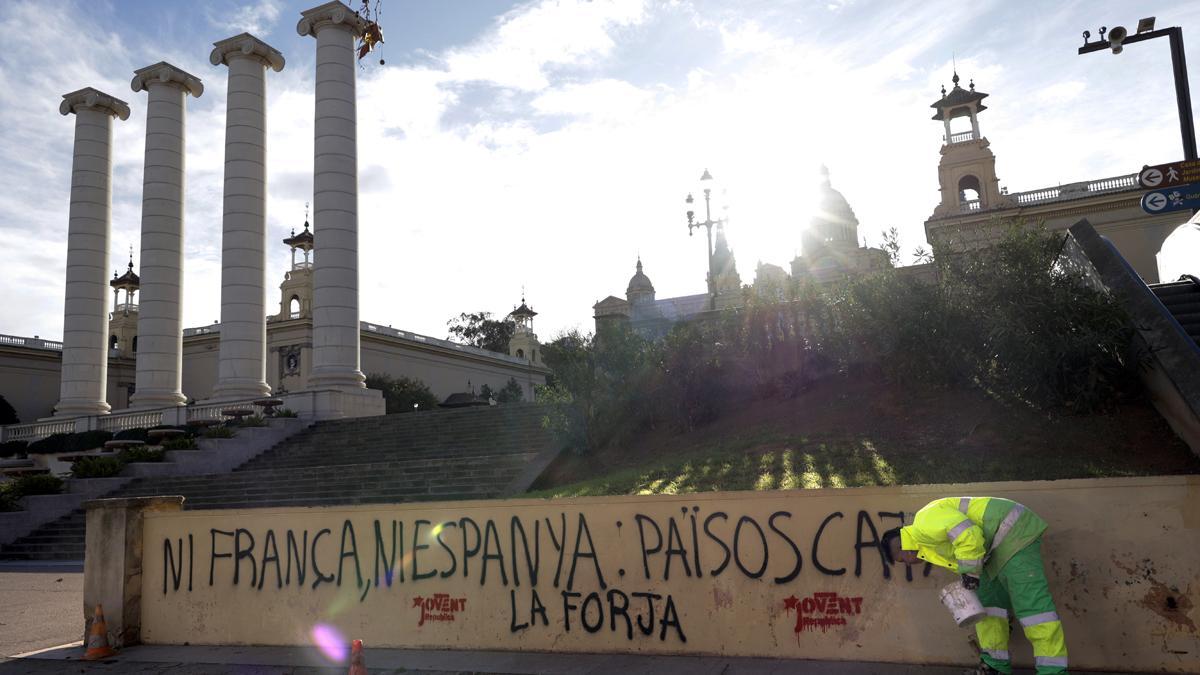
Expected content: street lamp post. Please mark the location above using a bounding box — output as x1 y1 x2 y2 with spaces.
685 168 724 311
1079 18 1197 161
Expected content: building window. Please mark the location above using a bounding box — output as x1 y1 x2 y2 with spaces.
289 296 300 319
132 335 138 353
516 348 525 359
110 335 118 350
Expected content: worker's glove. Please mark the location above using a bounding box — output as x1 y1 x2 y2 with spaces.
961 574 980 590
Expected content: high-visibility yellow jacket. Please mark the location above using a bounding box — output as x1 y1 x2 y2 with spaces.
900 497 1047 580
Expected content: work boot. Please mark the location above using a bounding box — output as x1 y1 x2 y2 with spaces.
966 664 1003 675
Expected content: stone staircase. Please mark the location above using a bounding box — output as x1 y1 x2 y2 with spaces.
0 404 560 561
1150 276 1200 347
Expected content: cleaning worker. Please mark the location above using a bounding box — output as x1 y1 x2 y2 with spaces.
881 497 1068 675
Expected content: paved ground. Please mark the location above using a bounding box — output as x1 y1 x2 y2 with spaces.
0 565 1132 674
0 644 1138 674
0 564 83 659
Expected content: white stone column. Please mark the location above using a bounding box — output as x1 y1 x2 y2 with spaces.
210 34 286 401
128 63 203 409
298 1 368 391
55 89 130 417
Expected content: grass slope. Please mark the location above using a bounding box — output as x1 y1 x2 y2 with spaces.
527 372 1200 498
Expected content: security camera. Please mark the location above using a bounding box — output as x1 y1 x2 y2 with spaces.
1108 25 1128 54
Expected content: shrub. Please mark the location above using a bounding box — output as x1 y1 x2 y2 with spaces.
0 488 18 512
118 446 165 462
28 430 114 455
203 426 236 439
275 408 298 418
0 440 28 458
365 373 439 414
65 430 113 453
238 415 267 428
160 437 196 451
114 427 150 442
26 433 71 455
71 456 125 479
7 473 64 497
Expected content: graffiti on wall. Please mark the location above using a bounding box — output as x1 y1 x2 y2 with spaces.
156 506 932 645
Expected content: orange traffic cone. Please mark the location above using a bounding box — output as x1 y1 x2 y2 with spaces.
347 639 367 674
83 604 116 660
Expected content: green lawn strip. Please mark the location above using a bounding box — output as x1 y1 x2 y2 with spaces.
524 432 1176 499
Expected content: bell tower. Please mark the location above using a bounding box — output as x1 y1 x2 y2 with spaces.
931 73 1010 217
108 249 140 358
508 294 541 364
271 210 314 322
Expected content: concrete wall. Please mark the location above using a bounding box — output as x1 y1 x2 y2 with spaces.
0 346 133 422
131 476 1200 671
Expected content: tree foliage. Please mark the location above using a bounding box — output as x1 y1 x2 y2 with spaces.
446 312 515 353
365 373 440 414
481 377 525 404
537 224 1140 454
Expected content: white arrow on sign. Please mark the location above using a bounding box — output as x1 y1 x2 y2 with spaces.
1140 167 1164 187
1142 192 1168 212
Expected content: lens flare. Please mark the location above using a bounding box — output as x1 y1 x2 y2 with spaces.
310 623 347 663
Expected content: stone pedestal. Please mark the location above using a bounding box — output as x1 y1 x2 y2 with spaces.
55 89 130 417
129 63 203 409
82 496 184 648
210 34 286 401
298 1 369 392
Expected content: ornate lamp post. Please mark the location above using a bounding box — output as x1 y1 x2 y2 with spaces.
685 168 724 310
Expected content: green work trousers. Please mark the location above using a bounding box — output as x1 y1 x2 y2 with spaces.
973 538 1068 674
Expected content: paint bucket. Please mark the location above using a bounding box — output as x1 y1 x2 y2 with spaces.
939 582 986 627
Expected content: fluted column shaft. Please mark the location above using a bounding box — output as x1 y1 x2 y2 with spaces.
129 63 203 409
211 34 285 400
302 5 367 389
299 2 367 390
55 89 130 417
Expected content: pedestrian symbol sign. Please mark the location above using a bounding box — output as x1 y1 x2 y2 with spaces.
1140 182 1200 215
1138 159 1200 189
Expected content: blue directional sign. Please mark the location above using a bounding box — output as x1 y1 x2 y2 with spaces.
1140 182 1200 215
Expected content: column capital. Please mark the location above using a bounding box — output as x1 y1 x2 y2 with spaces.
296 1 368 39
59 87 130 120
131 62 204 98
210 33 285 72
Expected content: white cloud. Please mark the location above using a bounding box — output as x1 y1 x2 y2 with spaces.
207 0 283 35
2 0 1197 353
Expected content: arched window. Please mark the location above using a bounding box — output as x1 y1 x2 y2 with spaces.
132 335 138 353
289 296 301 318
109 335 118 350
958 174 982 208
516 348 525 359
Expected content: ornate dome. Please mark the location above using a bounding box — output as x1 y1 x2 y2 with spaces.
628 255 657 293
626 257 655 304
809 166 859 248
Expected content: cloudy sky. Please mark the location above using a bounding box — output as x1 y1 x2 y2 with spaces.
1 0 1198 343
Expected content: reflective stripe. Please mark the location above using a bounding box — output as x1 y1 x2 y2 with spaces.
959 497 971 514
1035 656 1068 667
948 518 974 541
983 649 1011 661
990 503 1025 551
984 607 1009 618
1019 611 1060 627
958 558 981 572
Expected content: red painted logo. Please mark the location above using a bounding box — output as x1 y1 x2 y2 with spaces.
783 592 863 633
412 593 467 626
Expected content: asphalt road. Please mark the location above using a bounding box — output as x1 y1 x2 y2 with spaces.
0 565 83 659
